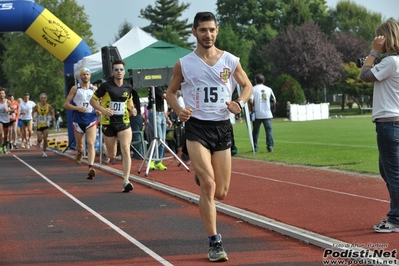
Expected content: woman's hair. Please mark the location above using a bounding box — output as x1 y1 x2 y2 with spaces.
376 20 399 55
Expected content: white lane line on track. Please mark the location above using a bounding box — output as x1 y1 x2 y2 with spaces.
233 171 389 203
14 155 173 266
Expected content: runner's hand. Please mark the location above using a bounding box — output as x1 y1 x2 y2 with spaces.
226 101 241 115
103 108 114 116
178 108 193 122
78 106 87 113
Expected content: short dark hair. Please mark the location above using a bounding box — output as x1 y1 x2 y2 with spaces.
255 74 265 84
112 59 125 68
193 12 217 29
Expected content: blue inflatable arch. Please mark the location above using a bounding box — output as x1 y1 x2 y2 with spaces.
0 0 92 144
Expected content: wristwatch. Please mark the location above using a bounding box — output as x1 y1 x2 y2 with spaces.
235 99 245 110
370 50 378 58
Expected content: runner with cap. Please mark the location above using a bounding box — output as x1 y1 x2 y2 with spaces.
64 67 100 179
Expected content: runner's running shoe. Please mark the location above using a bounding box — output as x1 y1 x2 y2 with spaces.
122 179 134 192
76 151 83 164
208 236 228 262
42 151 47 158
87 168 96 180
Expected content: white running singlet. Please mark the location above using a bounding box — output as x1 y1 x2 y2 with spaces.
19 100 36 120
180 51 239 121
0 101 10 123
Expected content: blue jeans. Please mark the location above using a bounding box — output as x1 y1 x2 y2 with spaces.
130 114 143 159
148 111 166 163
252 118 274 151
376 122 399 225
55 119 60 131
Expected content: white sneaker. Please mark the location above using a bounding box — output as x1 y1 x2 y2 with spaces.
103 157 110 164
42 152 47 158
373 219 399 233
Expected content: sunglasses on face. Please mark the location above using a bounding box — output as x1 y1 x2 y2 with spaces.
113 68 125 72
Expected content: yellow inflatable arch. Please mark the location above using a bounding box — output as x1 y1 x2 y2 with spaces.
0 0 92 143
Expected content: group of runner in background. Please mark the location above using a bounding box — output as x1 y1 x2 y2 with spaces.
0 87 60 156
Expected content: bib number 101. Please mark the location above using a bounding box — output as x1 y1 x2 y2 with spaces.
110 101 125 115
111 102 122 111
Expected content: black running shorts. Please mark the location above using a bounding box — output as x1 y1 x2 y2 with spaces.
37 126 49 132
102 123 130 137
185 117 232 154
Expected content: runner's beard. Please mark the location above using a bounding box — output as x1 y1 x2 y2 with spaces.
198 38 214 49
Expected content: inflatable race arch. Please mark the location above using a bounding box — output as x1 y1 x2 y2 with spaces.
0 0 92 144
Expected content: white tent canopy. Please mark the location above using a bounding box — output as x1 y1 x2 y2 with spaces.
73 26 157 79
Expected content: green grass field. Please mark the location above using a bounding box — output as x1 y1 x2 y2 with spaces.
232 115 379 175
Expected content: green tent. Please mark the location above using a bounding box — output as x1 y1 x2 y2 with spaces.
91 40 192 87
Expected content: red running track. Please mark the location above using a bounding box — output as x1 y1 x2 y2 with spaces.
2 133 398 265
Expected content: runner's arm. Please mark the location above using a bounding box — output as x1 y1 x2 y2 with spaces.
63 85 81 111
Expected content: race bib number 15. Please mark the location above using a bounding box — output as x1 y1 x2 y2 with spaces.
196 86 229 109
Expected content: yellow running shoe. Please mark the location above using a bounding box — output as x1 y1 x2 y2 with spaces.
155 161 167 170
76 152 83 164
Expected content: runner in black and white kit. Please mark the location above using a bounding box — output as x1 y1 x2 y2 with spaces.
165 12 253 262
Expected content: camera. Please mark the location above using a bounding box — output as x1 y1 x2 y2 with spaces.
356 57 366 68
356 57 381 68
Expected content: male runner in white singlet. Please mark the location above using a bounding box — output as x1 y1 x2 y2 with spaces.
0 88 14 154
166 12 253 262
64 68 99 179
18 93 35 149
